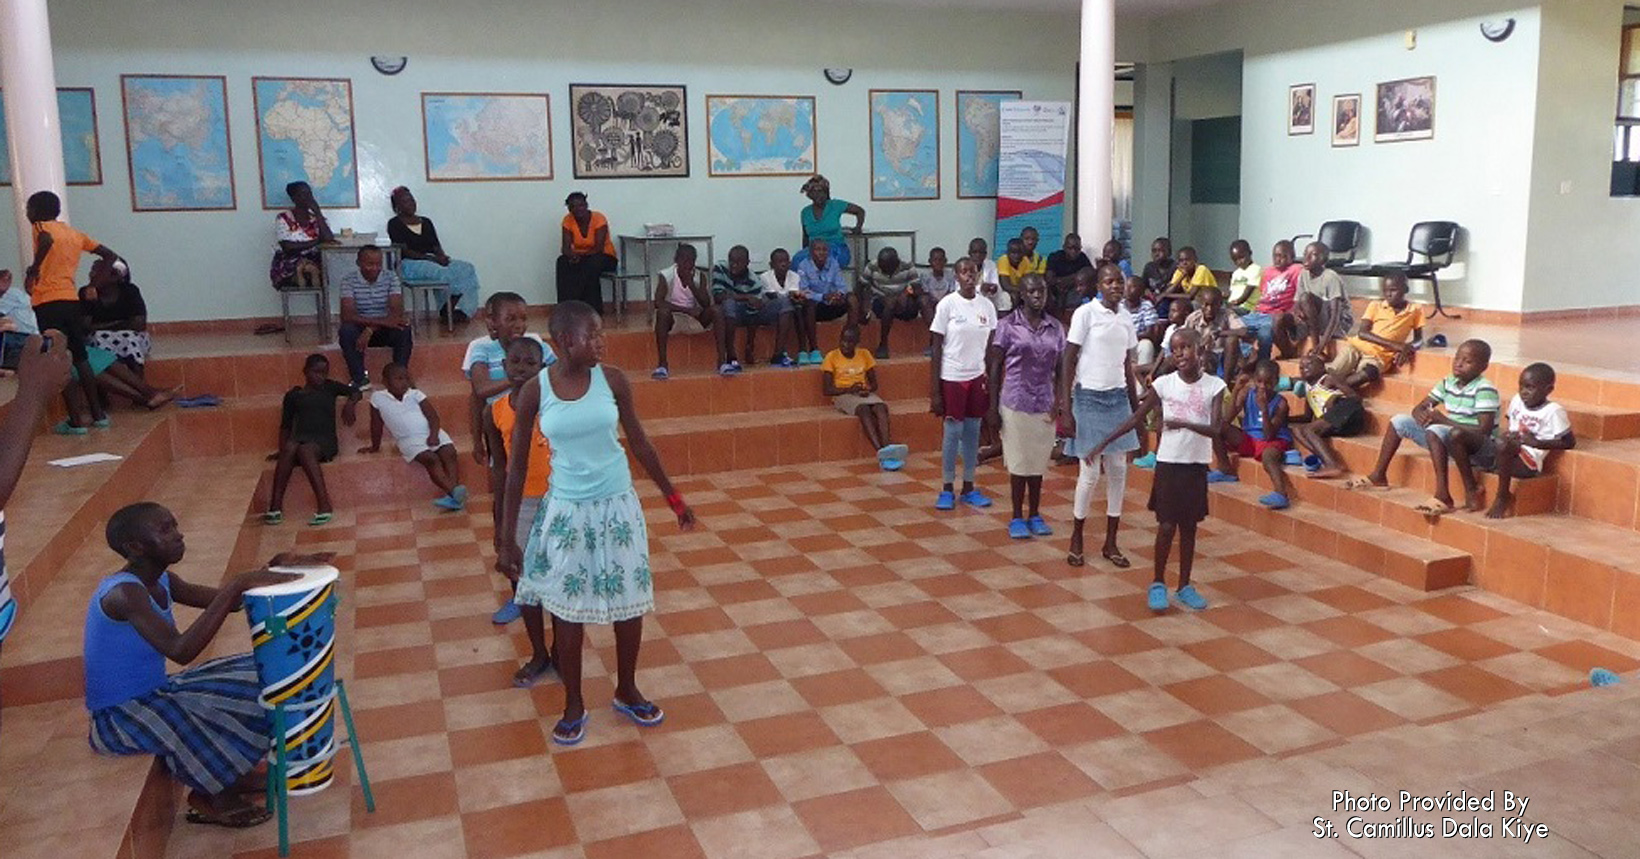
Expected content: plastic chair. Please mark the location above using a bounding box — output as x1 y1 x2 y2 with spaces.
1341 221 1462 318
1291 220 1364 268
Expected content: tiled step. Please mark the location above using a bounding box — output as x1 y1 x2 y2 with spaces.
1128 467 1472 591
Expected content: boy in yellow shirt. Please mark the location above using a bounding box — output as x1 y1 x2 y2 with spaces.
1330 273 1425 388
24 191 122 433
822 325 907 470
1159 246 1218 318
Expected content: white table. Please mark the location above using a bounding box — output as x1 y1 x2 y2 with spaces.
845 229 918 278
609 233 716 321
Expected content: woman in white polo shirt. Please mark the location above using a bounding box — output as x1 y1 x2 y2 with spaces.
1058 264 1140 568
929 258 998 511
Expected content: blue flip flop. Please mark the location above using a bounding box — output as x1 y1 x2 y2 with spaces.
611 699 665 727
1590 668 1622 687
552 712 590 746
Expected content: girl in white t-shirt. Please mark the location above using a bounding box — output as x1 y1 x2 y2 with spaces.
929 258 999 511
1059 264 1139 569
361 362 466 511
1090 328 1225 613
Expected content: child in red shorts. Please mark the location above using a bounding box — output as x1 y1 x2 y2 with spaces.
1215 360 1293 509
929 258 998 510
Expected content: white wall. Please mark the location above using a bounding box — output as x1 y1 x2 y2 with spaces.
1522 0 1634 313
1 0 1081 321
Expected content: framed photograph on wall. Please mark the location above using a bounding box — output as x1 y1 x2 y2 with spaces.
1331 94 1361 147
704 94 816 177
955 90 1020 198
569 83 689 178
422 92 553 182
1288 83 1315 135
1374 76 1435 143
868 88 940 200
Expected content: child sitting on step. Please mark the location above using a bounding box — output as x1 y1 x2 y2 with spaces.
265 354 358 526
361 362 465 510
1350 339 1499 517
1215 360 1293 509
1481 362 1575 519
86 501 328 829
822 325 908 471
1288 353 1367 480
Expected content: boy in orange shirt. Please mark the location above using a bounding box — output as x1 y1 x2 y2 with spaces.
1330 273 1425 388
486 338 555 667
24 191 122 433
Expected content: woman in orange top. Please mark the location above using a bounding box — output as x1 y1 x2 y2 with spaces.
556 192 618 314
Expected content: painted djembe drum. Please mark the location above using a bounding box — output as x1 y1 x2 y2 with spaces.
244 565 340 795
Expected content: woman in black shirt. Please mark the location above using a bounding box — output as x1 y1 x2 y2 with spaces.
387 186 481 325
80 259 151 372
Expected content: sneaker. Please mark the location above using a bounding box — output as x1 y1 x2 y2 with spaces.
1027 515 1053 536
729 359 743 373
773 353 797 368
1174 584 1209 611
491 599 522 624
1008 518 1031 539
934 491 956 510
652 366 670 380
52 421 89 436
1258 491 1290 510
1207 469 1240 483
960 490 992 508
1133 452 1157 469
1147 582 1169 612
719 362 738 376
92 417 112 429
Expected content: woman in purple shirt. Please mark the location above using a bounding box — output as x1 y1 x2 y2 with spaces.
987 274 1065 539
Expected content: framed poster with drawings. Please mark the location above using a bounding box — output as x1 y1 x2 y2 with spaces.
1288 83 1315 135
570 84 689 178
1374 76 1435 143
1331 94 1361 147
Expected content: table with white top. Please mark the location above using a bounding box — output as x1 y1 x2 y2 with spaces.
606 233 716 321
844 229 918 279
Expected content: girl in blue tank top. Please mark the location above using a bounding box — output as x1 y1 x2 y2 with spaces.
497 300 695 747
85 501 323 829
1221 360 1295 510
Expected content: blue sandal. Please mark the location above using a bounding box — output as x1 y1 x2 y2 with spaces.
552 712 590 746
611 699 665 727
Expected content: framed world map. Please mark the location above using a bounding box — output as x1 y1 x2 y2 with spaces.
0 87 103 186
422 92 553 182
120 74 236 211
956 90 1020 199
869 89 939 201
252 77 359 209
705 95 816 178
569 84 689 179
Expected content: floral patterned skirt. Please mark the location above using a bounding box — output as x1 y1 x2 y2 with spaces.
516 487 654 624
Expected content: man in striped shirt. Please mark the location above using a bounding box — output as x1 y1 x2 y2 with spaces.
1352 339 1499 516
338 246 412 390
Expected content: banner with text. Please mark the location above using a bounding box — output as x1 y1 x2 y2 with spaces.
994 100 1071 255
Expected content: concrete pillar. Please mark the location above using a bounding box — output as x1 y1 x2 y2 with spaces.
1077 0 1115 243
1 0 68 264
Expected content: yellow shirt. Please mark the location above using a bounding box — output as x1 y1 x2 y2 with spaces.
1168 263 1219 296
1348 299 1426 365
821 347 875 391
996 253 1047 282
30 221 99 306
491 394 552 498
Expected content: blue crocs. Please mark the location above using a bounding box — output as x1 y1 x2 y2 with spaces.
935 491 956 510
1284 449 1304 467
1008 518 1031 539
433 495 464 511
1591 668 1622 687
960 490 992 508
1134 452 1157 469
1174 585 1210 611
880 458 904 472
1259 492 1290 510
1147 582 1169 612
491 599 522 625
1207 469 1240 484
1027 515 1053 536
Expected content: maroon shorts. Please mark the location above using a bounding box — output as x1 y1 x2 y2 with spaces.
941 376 988 421
1235 435 1290 459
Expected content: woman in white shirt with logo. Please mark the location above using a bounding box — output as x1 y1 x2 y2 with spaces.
929 258 998 511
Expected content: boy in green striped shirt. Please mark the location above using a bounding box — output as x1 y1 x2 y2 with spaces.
1349 339 1499 516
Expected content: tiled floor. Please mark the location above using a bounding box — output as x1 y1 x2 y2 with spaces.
152 455 1640 859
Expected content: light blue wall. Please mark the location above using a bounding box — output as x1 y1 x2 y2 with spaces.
2 0 1082 322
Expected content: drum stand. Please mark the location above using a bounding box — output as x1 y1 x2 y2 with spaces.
259 614 376 857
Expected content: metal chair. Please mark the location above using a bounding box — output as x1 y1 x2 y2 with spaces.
399 280 450 334
278 283 330 344
1291 220 1364 268
1340 221 1462 318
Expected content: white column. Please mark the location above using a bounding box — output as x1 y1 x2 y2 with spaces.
1 0 69 264
1077 0 1115 243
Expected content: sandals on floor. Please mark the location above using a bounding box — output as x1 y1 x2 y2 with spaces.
185 806 273 829
1102 548 1132 569
611 699 665 727
552 712 590 746
308 513 333 527
1066 551 1086 567
1413 497 1454 517
512 657 555 689
1344 477 1386 491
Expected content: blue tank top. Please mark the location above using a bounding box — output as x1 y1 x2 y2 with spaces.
84 571 172 711
1243 388 1292 443
537 365 633 502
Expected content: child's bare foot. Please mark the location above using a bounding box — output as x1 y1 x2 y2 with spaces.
1486 492 1512 519
1463 487 1488 513
144 386 182 409
1344 476 1387 490
1307 467 1344 479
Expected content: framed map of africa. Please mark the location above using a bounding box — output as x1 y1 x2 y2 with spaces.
120 74 236 211
0 87 103 186
422 92 553 182
252 77 359 209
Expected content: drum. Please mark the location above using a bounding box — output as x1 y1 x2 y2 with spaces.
245 565 341 796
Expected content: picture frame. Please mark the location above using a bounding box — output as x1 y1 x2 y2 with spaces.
421 92 553 182
1374 76 1436 143
955 89 1021 199
1331 94 1361 147
704 94 817 177
251 76 359 209
1288 83 1315 135
868 88 940 201
120 74 237 212
569 83 689 179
